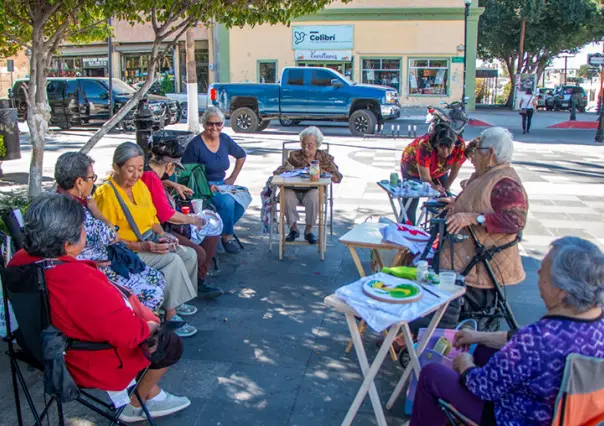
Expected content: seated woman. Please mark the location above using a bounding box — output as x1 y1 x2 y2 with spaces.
181 106 247 254
94 142 199 338
141 138 223 299
400 123 465 224
9 194 190 422
273 126 342 244
411 236 604 426
54 152 166 312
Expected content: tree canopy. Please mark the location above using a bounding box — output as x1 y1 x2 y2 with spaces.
477 0 604 103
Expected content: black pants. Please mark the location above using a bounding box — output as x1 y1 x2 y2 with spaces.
521 109 534 131
149 331 183 370
400 170 448 225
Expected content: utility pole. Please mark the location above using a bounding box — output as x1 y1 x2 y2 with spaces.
108 17 114 118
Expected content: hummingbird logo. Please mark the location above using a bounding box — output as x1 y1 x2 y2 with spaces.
294 31 306 45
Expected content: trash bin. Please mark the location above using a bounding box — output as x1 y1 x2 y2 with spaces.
150 129 195 150
0 108 21 161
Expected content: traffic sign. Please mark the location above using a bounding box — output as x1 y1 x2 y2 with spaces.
588 53 604 67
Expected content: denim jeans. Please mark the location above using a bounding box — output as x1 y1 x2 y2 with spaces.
209 180 245 236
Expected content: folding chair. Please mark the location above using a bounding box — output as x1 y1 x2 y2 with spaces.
438 399 479 426
1 253 157 426
268 141 334 251
551 354 604 426
176 163 244 250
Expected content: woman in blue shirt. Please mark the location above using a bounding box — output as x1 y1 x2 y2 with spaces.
182 106 247 254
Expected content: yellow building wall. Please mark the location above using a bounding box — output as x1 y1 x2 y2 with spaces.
228 20 464 106
0 51 29 97
326 0 465 8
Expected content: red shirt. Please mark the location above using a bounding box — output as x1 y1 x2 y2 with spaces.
400 134 466 178
140 171 176 224
9 251 151 391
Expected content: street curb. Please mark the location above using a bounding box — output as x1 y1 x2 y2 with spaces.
548 121 598 129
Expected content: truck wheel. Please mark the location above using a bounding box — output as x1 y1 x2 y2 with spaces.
349 109 377 137
256 120 271 131
231 107 259 133
279 118 301 127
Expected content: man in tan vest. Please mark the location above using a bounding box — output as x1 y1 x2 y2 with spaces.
438 126 529 330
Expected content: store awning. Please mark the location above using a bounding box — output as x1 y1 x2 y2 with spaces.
115 43 174 54
58 45 109 56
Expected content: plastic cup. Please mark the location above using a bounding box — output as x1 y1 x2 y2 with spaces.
439 271 456 287
181 206 191 215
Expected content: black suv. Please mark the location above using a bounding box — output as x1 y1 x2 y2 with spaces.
13 77 181 129
547 85 588 112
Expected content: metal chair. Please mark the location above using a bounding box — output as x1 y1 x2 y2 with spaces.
268 141 334 251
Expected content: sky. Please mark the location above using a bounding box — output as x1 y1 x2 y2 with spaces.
550 42 603 69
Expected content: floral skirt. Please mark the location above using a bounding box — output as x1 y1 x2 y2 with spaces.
101 265 166 312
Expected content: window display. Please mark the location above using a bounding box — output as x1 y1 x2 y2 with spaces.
408 59 449 96
362 58 401 92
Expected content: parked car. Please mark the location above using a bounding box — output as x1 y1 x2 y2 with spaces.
550 85 587 112
13 77 181 129
537 87 554 110
207 67 401 136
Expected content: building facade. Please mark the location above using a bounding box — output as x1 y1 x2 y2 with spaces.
0 51 29 97
215 0 482 109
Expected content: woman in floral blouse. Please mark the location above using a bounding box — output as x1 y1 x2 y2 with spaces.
273 126 342 244
54 152 166 312
400 123 466 224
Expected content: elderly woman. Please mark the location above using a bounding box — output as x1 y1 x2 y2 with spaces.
273 126 342 244
411 236 604 426
141 138 223 299
9 194 191 422
400 123 466 224
94 142 199 338
54 152 166 312
181 106 247 254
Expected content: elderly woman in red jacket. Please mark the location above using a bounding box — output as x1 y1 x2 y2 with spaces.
8 194 190 423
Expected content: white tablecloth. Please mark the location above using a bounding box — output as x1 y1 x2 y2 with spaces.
334 272 448 333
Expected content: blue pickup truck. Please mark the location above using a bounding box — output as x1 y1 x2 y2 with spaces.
207 67 400 136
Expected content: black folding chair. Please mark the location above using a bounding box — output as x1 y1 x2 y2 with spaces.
1 253 157 426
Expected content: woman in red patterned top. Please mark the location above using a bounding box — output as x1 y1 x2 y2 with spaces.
400 123 466 224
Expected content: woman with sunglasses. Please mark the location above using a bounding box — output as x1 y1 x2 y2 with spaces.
54 152 166 312
399 123 466 224
181 106 247 254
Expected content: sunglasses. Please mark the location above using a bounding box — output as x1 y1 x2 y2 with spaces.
206 122 223 127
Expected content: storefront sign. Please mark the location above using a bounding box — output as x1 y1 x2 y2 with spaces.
295 50 352 62
82 57 108 68
451 57 465 63
292 25 353 50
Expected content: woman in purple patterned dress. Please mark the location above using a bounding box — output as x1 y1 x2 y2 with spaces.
54 152 166 312
410 236 604 426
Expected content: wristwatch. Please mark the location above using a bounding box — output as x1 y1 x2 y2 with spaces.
476 214 486 225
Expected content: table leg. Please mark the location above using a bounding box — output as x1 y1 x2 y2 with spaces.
386 302 450 410
343 313 398 426
398 197 415 224
319 185 325 259
386 192 400 222
348 246 366 278
391 249 406 267
345 318 366 354
279 186 285 260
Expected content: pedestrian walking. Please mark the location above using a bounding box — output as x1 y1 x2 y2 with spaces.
569 87 583 121
518 88 536 134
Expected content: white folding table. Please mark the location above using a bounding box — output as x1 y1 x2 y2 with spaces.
376 181 440 225
324 281 465 426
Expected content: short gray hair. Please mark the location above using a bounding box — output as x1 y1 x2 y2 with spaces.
550 237 604 313
113 142 144 167
201 106 225 127
299 126 324 148
55 152 94 190
479 127 514 164
24 193 86 258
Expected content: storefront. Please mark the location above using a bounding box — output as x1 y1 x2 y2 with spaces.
48 55 108 77
219 2 482 109
177 40 210 93
121 51 175 89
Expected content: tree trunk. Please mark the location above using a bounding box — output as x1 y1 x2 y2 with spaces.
186 28 200 133
517 18 526 74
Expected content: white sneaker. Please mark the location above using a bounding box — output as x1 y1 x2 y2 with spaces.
119 404 145 422
145 392 191 419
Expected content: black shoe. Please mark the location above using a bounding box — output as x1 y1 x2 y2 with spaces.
285 229 300 242
522 130 526 134
198 280 223 300
304 232 317 245
222 239 241 254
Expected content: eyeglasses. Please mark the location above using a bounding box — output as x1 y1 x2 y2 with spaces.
86 174 98 182
205 122 223 127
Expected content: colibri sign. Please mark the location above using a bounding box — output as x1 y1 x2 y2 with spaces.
292 25 354 50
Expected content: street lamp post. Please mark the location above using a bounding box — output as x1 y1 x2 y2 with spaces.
462 0 472 108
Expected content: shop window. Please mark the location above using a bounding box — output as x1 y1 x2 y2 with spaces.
122 52 174 92
408 58 449 96
286 69 305 86
258 61 277 83
310 69 334 87
361 58 401 92
178 41 209 94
